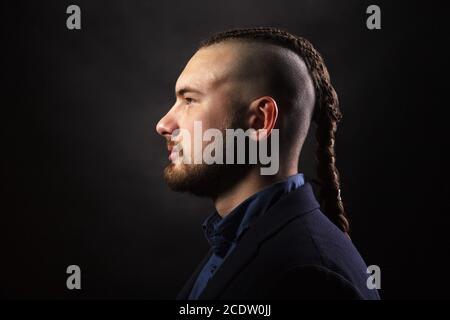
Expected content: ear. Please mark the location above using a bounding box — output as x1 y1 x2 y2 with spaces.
247 96 278 141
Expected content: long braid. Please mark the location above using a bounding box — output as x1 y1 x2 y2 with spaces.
200 27 350 234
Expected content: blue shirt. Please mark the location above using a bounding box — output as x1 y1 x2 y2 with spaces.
188 173 305 299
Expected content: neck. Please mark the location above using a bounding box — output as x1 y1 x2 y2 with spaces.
213 164 298 218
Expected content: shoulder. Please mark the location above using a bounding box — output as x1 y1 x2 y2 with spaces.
267 264 364 299
254 208 380 299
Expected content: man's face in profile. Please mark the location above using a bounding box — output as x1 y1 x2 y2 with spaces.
156 43 251 198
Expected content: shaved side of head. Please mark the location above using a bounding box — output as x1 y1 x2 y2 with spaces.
197 40 316 161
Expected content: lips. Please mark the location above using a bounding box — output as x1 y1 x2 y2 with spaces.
169 151 177 161
167 143 181 161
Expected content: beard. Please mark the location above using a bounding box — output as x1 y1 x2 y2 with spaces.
163 112 253 199
163 162 251 199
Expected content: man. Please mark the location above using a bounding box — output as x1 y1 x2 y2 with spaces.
156 27 380 300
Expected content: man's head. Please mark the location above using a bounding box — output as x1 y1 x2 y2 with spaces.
156 27 350 233
156 37 313 198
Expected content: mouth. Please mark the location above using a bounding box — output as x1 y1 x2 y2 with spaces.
168 150 177 161
167 144 182 162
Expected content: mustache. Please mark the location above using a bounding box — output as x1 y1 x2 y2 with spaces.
166 140 182 152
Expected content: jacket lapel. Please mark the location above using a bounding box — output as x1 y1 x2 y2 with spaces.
198 182 320 299
176 249 213 300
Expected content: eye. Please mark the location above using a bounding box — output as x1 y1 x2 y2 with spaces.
184 97 195 105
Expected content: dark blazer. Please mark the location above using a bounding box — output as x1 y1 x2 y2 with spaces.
177 183 380 300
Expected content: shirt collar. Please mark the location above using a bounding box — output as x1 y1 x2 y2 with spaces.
202 173 305 257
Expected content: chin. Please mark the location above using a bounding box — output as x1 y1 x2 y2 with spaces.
163 159 253 200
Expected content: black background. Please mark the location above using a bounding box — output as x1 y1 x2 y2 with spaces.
2 0 449 299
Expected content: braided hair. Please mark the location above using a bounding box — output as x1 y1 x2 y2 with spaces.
200 27 350 234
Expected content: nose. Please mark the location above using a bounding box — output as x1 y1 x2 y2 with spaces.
156 108 178 138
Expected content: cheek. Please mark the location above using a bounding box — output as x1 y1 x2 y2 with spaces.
177 98 232 159
202 97 232 129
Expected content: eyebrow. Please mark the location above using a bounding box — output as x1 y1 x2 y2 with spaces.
176 86 204 97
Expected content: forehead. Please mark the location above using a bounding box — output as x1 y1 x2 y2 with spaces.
175 43 240 92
